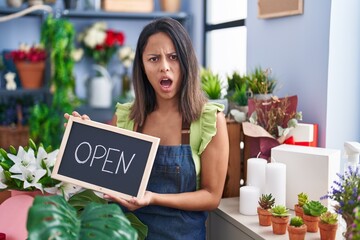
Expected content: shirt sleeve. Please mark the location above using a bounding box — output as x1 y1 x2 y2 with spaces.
115 102 134 131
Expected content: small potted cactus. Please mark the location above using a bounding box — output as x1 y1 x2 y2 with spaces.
287 216 307 240
270 205 290 235
318 211 338 240
294 192 308 218
302 200 327 232
257 193 275 226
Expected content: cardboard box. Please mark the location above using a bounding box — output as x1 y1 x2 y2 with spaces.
271 144 340 210
102 0 154 12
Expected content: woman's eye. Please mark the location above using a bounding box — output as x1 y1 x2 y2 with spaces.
169 54 178 60
149 57 158 62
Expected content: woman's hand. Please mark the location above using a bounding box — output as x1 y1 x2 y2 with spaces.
105 191 154 211
64 111 90 127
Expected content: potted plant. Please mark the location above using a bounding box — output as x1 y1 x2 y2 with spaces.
287 216 307 240
270 205 290 235
200 68 228 114
7 43 46 89
318 211 338 240
226 71 249 113
257 193 275 226
294 192 308 218
247 66 277 99
302 200 327 232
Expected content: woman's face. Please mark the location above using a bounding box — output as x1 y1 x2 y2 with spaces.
142 32 182 101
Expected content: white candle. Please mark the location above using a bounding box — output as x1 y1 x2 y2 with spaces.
239 186 260 215
247 158 267 194
265 162 286 206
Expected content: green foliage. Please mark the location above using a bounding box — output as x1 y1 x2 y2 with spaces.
68 190 148 240
30 15 81 148
201 68 224 99
226 71 249 106
320 211 338 224
290 216 304 227
270 205 290 217
303 200 327 217
247 66 277 95
258 193 275 210
27 195 138 240
297 192 309 207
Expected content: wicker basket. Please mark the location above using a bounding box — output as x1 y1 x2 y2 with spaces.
0 105 29 150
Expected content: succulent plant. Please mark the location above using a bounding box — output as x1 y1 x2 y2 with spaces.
289 216 304 227
297 192 309 207
320 211 338 224
258 193 275 210
270 205 290 217
303 200 327 217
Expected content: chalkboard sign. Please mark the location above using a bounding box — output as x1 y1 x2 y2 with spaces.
52 116 160 200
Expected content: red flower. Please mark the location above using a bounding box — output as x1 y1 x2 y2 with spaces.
7 46 46 63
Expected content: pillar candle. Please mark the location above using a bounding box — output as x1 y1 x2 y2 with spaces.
239 186 260 215
246 158 267 194
265 162 286 206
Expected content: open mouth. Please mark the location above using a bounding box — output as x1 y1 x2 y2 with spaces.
160 79 172 88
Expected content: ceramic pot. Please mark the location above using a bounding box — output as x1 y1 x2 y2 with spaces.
302 214 320 232
287 224 307 240
160 0 181 12
15 61 45 89
271 216 289 235
294 204 304 218
318 221 338 240
257 207 272 226
28 0 44 6
6 0 23 7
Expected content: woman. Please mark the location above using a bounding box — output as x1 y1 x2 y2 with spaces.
65 17 229 239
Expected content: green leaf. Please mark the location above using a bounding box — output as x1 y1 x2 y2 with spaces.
125 213 148 240
27 195 138 240
68 189 107 212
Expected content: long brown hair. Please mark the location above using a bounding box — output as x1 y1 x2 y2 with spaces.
130 17 207 126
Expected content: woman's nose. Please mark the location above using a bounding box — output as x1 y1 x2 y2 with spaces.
160 59 170 72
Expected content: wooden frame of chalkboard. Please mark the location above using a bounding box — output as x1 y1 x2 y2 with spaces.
258 0 304 19
52 116 160 200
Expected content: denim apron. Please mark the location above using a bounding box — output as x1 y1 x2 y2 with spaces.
133 121 208 240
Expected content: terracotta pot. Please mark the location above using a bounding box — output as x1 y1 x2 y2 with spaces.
257 207 272 226
302 214 320 232
10 190 48 197
15 61 45 89
287 224 307 240
318 221 338 240
294 204 304 218
160 0 181 12
271 216 289 235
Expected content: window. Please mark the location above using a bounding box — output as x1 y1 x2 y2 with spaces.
204 0 247 79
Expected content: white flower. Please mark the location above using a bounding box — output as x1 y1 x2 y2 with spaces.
8 146 37 173
36 146 59 176
118 46 135 68
83 27 106 49
71 48 84 62
0 166 7 189
11 165 47 192
45 182 82 200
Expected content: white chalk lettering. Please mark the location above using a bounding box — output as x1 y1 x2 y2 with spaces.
90 145 107 167
102 148 120 174
115 152 136 174
75 142 92 164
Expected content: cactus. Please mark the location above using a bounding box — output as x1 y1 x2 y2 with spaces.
320 211 338 224
270 205 290 217
303 200 327 217
297 192 309 207
290 216 304 227
258 193 275 210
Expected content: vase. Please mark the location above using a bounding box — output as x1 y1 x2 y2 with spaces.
287 224 307 240
15 61 45 89
271 216 289 235
6 0 23 7
318 221 338 240
302 214 320 232
160 0 181 12
88 64 114 108
28 0 44 6
294 204 304 218
257 207 272 226
10 189 48 197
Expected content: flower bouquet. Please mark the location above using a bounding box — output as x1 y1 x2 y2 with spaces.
78 21 125 67
0 139 81 199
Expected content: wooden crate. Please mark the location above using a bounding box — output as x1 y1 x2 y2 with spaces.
102 0 154 12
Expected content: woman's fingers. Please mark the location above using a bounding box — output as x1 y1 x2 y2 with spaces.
63 111 91 128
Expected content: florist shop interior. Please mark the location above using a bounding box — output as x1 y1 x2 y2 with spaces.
0 0 360 240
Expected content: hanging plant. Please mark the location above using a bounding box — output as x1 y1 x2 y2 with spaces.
29 14 81 148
